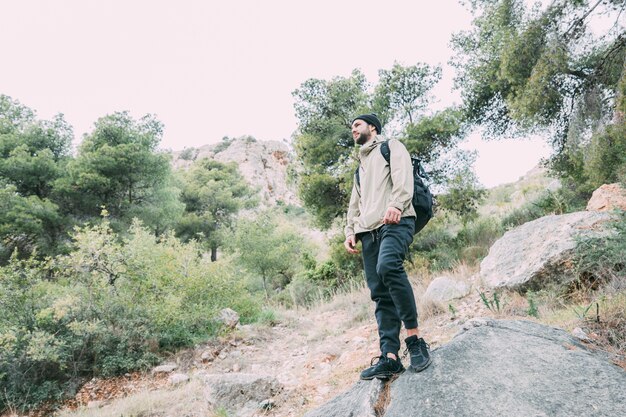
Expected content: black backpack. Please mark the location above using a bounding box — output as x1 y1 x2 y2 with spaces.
355 140 433 234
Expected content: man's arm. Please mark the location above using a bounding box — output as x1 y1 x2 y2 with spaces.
344 174 361 254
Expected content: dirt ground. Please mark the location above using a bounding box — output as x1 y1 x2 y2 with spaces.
52 273 497 417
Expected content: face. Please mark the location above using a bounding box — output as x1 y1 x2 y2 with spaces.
351 119 375 145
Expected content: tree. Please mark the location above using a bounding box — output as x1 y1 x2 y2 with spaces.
230 212 305 298
374 62 442 125
57 112 172 224
0 95 73 199
451 0 626 190
292 64 470 228
0 183 63 262
176 158 257 261
437 165 487 224
0 96 72 261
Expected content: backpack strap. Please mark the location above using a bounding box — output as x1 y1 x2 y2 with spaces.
380 140 391 164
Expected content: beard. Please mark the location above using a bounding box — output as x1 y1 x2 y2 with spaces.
355 131 370 145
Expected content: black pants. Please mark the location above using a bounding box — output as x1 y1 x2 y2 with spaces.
358 217 417 357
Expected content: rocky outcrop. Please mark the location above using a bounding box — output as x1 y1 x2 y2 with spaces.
423 276 471 303
303 379 384 417
480 211 614 290
171 137 299 207
201 373 283 417
305 319 626 417
586 183 626 212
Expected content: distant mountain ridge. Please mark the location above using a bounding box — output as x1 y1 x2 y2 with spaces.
170 137 300 207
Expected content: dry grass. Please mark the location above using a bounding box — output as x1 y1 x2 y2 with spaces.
56 378 214 417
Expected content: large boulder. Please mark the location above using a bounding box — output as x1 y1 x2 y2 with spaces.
480 211 613 290
202 373 283 417
305 319 626 417
586 183 626 212
423 276 471 303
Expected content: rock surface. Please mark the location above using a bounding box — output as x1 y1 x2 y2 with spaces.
424 276 471 303
217 307 240 329
167 373 190 385
307 320 626 417
171 137 299 207
302 379 384 417
480 211 613 290
151 364 177 374
202 373 283 417
586 183 626 212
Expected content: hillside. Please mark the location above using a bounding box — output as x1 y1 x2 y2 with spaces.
170 137 300 207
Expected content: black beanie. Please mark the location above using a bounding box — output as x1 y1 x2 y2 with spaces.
352 113 382 134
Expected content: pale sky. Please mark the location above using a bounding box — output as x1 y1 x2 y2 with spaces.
0 0 552 187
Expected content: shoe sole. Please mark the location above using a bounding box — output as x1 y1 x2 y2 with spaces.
409 357 432 373
360 368 405 381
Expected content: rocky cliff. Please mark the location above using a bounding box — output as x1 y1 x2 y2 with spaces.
170 137 300 207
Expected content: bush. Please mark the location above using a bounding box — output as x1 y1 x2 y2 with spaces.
0 220 260 412
572 211 626 287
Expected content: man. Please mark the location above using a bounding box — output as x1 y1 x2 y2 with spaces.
344 113 431 380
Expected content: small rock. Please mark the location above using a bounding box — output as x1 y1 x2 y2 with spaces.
259 399 275 410
218 308 240 329
168 373 190 385
233 363 241 372
152 364 178 374
424 275 471 303
572 327 590 341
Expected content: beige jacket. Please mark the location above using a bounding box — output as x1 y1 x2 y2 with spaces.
344 136 415 238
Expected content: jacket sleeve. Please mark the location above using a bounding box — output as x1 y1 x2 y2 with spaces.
344 173 361 238
387 139 414 212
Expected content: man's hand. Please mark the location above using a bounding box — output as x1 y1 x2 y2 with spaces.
344 235 360 254
382 206 401 224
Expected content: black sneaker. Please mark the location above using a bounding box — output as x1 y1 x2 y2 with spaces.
360 355 405 380
404 336 432 372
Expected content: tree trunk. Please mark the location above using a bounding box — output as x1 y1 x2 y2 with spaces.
262 274 269 299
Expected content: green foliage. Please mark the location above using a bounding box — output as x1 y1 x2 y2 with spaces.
0 96 73 198
292 64 468 229
411 213 503 270
479 290 502 313
437 166 487 223
298 172 349 228
402 107 467 165
452 0 626 195
0 183 65 262
58 112 172 223
213 136 233 153
230 212 307 298
501 187 588 229
374 62 442 125
572 210 626 285
179 147 197 161
0 96 72 261
176 158 257 260
0 221 259 411
585 123 626 188
526 291 540 318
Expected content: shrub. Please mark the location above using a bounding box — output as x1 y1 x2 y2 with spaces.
572 211 626 288
0 220 260 412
